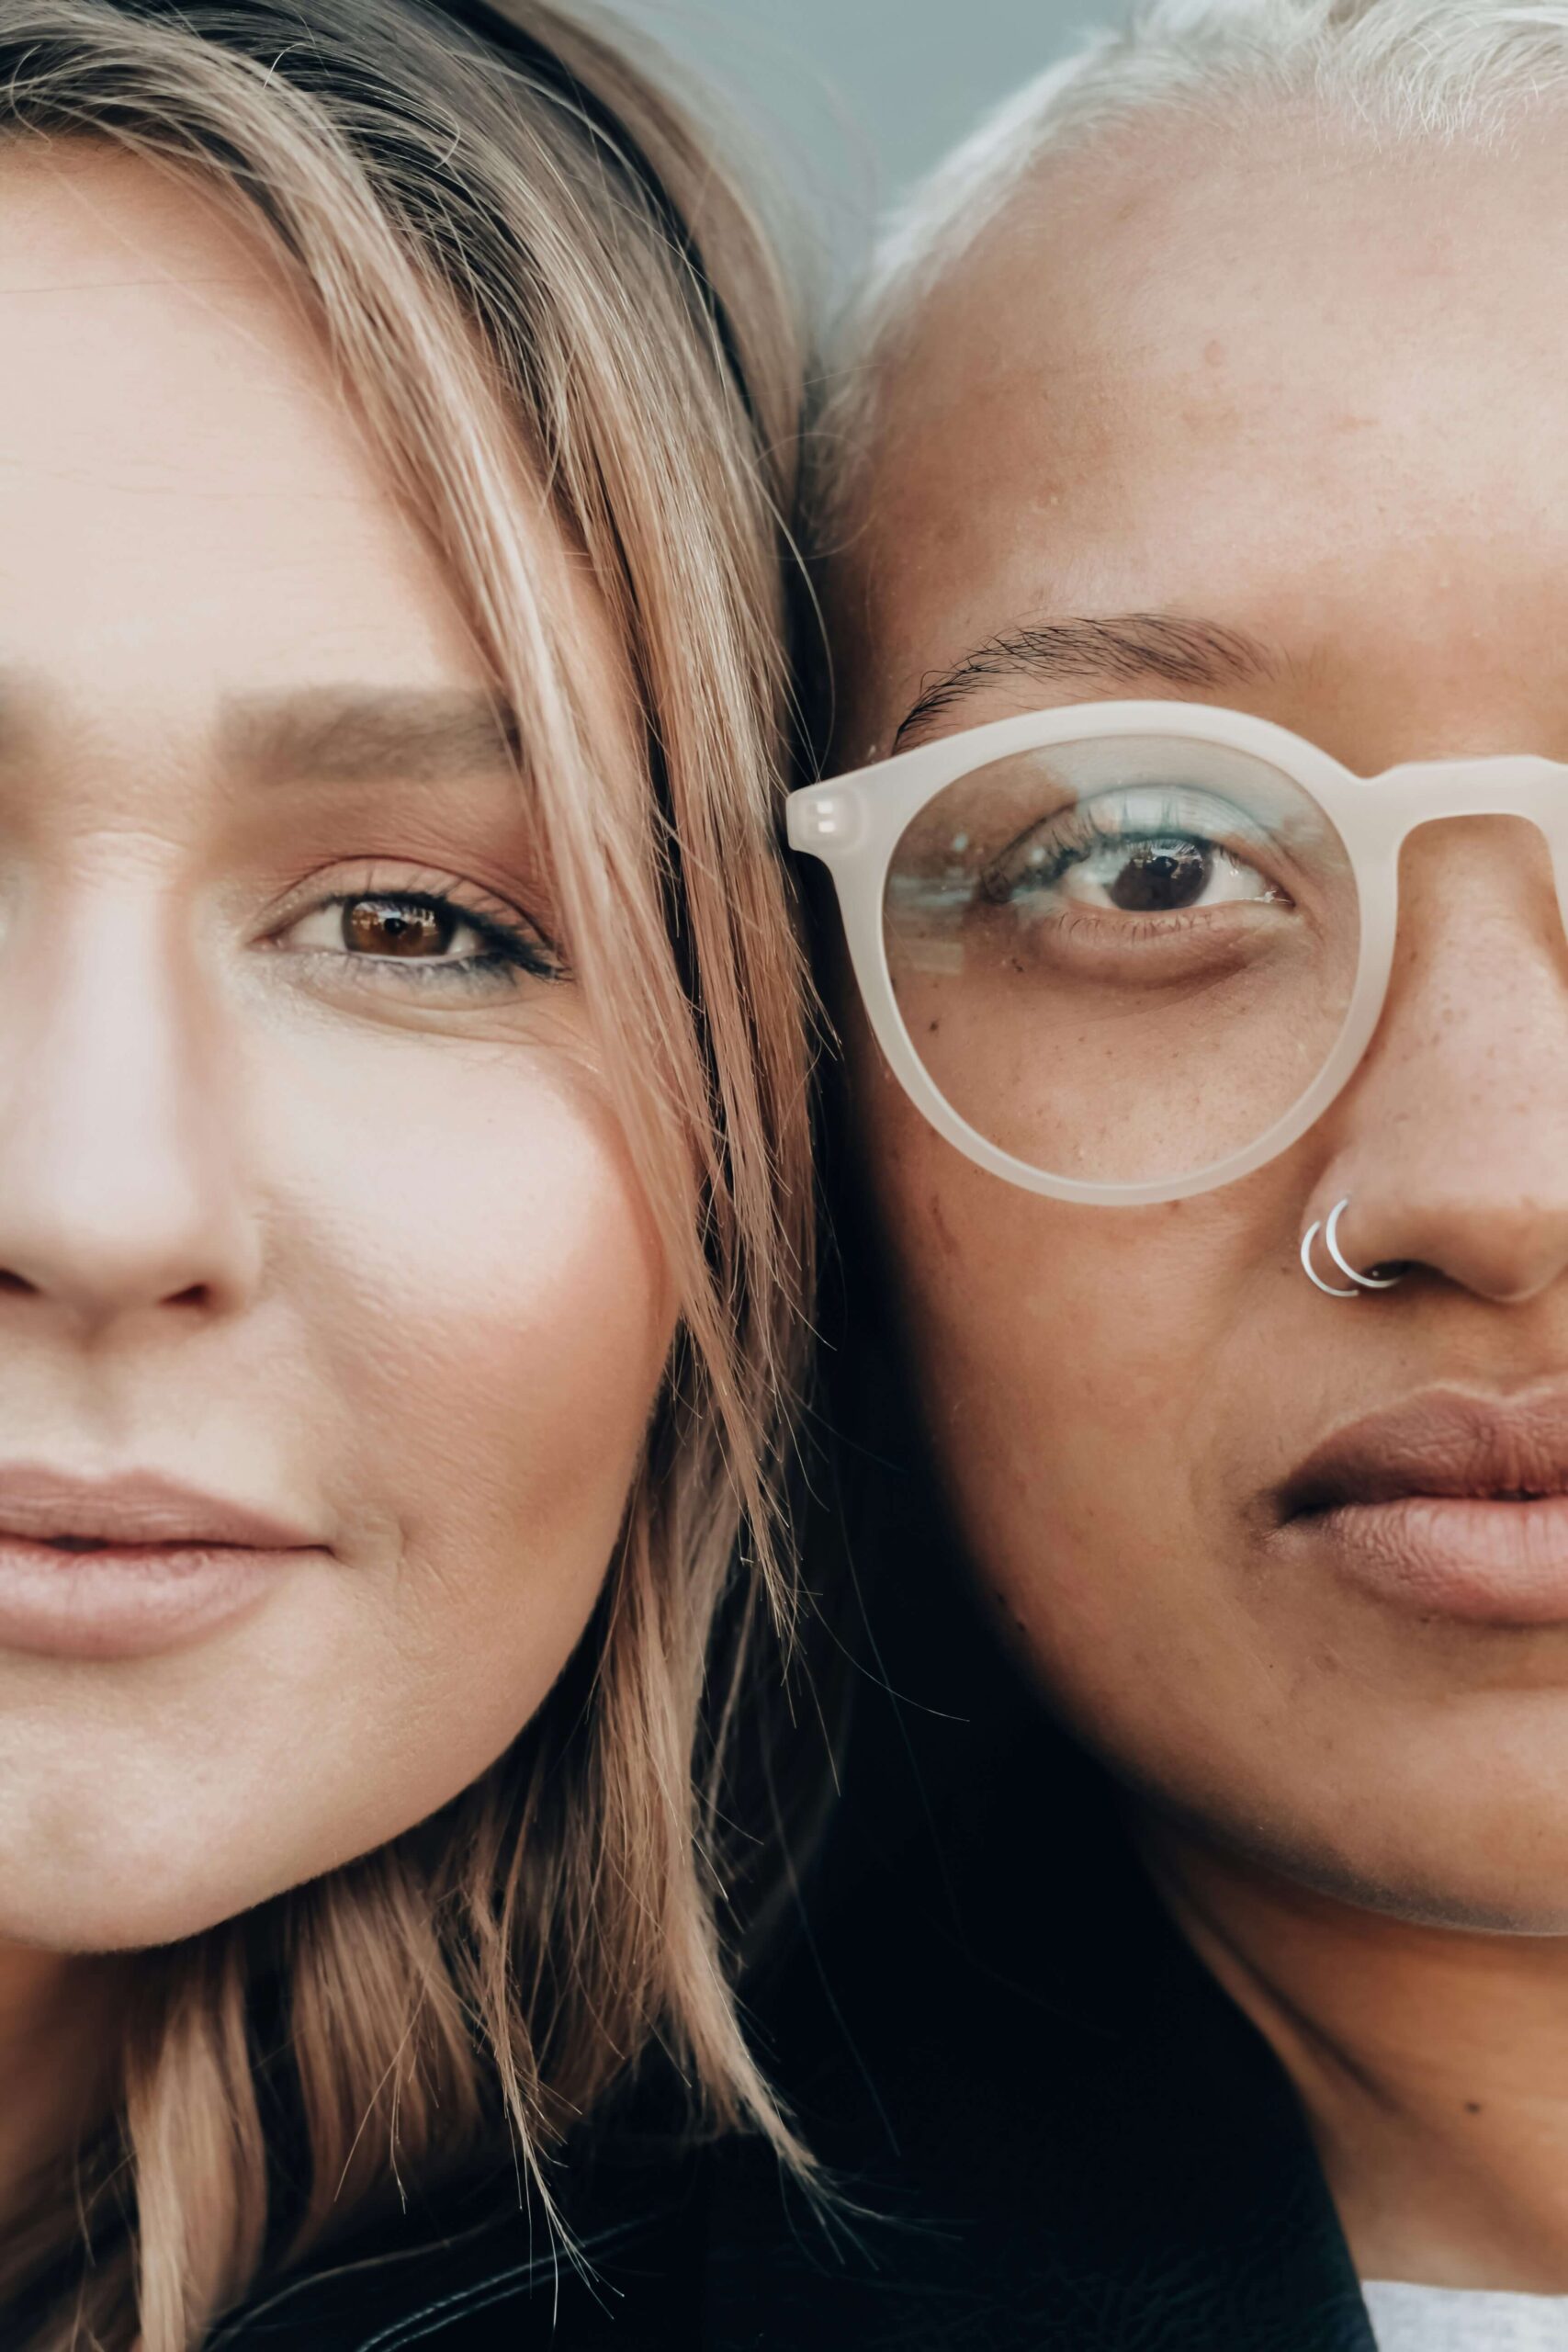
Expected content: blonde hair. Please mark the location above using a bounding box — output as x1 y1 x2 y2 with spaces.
815 0 1568 544
0 1 817 2344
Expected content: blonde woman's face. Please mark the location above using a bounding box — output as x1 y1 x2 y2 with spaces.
837 117 1568 1928
0 144 676 1946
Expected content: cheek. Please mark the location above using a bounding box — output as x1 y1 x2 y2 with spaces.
0 1025 678 1951
855 1034 1267 1681
282 1031 675 1572
859 1026 1203 1461
256 1023 677 1809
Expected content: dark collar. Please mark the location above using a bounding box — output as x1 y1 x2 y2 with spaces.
209 2141 708 2350
701 1558 1377 2352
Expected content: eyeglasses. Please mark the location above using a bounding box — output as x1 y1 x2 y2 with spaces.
787 699 1568 1205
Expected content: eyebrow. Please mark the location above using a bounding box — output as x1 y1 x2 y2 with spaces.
892 613 1280 751
220 685 523 786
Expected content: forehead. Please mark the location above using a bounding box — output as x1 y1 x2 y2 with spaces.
0 141 478 705
845 108 1568 751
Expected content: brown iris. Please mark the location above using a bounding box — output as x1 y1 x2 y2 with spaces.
341 896 455 958
1106 839 1213 912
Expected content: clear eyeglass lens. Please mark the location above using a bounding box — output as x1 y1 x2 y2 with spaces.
882 733 1359 1188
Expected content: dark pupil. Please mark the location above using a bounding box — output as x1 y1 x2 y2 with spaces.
343 897 454 957
1107 837 1212 912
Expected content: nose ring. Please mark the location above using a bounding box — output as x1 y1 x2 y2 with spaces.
1301 1197 1408 1297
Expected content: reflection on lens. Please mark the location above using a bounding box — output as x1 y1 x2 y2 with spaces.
883 734 1359 1187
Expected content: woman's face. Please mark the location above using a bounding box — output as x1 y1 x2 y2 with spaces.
0 143 676 1947
836 114 1568 1928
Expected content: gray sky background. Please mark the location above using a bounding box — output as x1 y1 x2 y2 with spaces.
617 0 1118 283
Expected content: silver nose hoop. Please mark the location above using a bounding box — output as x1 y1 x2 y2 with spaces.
1301 1197 1408 1297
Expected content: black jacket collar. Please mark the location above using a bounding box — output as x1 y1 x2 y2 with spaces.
208 2141 706 2349
701 1533 1378 2352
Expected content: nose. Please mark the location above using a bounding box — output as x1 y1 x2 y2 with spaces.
1303 820 1568 1306
0 882 261 1334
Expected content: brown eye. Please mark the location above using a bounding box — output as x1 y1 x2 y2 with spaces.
1105 839 1215 911
982 786 1282 922
340 896 458 958
275 879 563 991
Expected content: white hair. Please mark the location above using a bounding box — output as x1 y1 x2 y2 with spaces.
812 0 1568 542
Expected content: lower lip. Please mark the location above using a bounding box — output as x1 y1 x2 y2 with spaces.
1291 1495 1568 1625
0 1536 310 1660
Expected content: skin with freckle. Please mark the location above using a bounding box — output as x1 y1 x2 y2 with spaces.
831 108 1568 1931
0 144 675 1947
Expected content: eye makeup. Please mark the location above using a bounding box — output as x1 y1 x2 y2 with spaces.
265 859 567 996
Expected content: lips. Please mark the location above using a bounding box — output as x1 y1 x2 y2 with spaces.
0 1466 325 1661
1280 1390 1568 1518
0 1464 320 1551
1276 1389 1568 1625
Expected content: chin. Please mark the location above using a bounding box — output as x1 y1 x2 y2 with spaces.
0 1887 232 1954
1152 1768 1568 1937
6 1858 285 1951
0 1804 302 1952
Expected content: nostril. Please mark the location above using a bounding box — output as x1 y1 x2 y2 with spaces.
0 1266 220 1317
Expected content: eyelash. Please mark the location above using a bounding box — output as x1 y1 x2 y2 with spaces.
984 795 1275 899
985 805 1142 894
276 870 564 994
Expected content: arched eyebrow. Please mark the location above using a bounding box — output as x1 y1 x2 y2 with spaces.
892 614 1280 751
220 685 523 786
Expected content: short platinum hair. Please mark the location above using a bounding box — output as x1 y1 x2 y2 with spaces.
813 0 1568 544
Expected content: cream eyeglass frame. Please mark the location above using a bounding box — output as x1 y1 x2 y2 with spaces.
786 698 1568 1207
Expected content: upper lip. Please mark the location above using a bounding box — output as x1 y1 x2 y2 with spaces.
1280 1387 1568 1520
0 1466 320 1548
